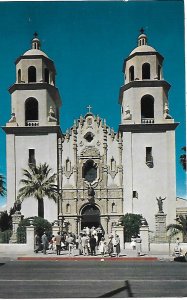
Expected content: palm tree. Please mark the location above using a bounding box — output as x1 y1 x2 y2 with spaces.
167 215 187 242
0 174 6 197
180 146 186 171
17 163 59 218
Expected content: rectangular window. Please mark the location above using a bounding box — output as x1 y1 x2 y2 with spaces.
28 149 36 165
133 191 138 198
146 147 152 162
146 147 153 167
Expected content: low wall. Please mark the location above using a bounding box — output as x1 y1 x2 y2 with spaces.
150 243 175 254
0 243 32 255
125 242 181 254
0 226 35 256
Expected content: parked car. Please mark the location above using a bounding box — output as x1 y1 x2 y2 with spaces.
174 243 187 262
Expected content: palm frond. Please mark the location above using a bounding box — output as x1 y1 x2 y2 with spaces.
0 174 6 196
17 163 60 207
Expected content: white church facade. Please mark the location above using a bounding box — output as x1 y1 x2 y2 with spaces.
3 31 179 236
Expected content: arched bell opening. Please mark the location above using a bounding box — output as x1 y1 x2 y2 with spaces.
129 65 134 81
25 97 39 126
80 204 100 230
142 63 150 80
28 66 36 83
141 95 154 124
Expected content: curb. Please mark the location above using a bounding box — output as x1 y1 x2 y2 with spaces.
17 256 159 261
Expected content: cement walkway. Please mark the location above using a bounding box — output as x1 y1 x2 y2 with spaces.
0 248 174 261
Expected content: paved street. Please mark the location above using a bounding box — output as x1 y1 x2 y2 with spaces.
0 260 186 298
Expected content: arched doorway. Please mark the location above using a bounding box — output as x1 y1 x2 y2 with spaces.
81 204 100 230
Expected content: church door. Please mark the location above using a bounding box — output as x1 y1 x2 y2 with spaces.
81 204 100 229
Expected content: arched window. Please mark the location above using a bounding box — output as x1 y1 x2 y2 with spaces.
112 202 116 213
66 203 71 213
82 160 97 183
28 66 36 83
44 68 49 83
129 66 134 81
111 157 116 171
141 95 154 122
142 63 150 79
18 69 21 83
158 65 161 80
65 159 71 172
25 98 39 126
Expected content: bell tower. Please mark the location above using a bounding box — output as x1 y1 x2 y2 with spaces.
3 33 62 221
119 30 179 232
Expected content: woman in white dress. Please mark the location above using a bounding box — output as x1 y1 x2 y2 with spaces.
99 237 106 257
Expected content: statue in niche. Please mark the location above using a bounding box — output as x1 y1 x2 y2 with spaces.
88 184 95 197
124 105 132 120
164 103 172 119
156 196 166 213
48 106 57 122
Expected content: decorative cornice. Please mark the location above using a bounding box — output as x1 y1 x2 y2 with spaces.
118 123 179 133
8 83 61 107
123 51 164 73
119 80 171 104
2 125 63 136
15 55 56 73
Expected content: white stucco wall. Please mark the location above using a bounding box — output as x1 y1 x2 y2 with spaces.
6 132 58 221
122 130 177 232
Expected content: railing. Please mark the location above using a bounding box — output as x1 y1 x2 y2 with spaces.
26 120 39 126
141 118 154 124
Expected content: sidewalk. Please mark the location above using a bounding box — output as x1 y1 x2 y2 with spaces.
0 248 174 262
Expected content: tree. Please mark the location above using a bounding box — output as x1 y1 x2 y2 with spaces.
17 216 52 243
180 146 186 171
0 211 12 231
167 215 187 242
119 213 143 242
17 163 59 218
0 174 6 197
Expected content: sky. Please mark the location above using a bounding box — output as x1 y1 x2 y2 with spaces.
0 0 186 207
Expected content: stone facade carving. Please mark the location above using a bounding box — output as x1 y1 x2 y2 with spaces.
60 113 123 234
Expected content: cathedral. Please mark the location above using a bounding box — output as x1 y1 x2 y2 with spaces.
3 31 179 236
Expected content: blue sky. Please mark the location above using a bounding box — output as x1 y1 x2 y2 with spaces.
0 1 186 207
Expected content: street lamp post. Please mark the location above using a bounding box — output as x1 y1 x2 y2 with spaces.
58 213 64 235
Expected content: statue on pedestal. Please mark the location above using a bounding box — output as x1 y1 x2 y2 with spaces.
156 196 166 213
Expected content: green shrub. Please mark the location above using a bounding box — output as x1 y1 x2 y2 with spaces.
120 213 143 242
17 216 52 243
0 229 12 243
0 211 12 231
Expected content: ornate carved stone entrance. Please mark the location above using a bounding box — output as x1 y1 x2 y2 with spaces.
81 204 100 229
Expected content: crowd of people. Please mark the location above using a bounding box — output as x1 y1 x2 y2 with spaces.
34 226 121 257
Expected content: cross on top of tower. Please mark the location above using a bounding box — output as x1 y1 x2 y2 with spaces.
140 27 145 34
86 105 92 113
32 32 41 50
33 32 38 38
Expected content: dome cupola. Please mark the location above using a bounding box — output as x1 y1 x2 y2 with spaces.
123 29 164 84
138 28 147 46
119 30 172 125
14 33 56 85
32 32 41 50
